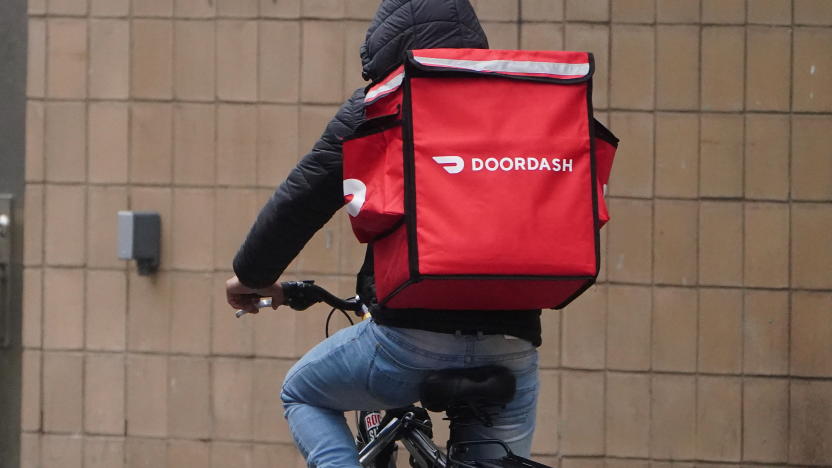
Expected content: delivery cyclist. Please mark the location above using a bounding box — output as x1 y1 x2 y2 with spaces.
226 1 543 466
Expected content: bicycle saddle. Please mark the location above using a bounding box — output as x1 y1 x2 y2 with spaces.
419 366 516 413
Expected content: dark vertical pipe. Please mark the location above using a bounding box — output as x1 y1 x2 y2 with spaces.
0 0 28 465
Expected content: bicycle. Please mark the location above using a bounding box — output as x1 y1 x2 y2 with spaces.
236 280 552 468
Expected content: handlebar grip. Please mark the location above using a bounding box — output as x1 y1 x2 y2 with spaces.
282 281 364 312
234 280 364 318
281 281 320 311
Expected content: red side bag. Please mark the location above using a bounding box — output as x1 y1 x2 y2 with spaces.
343 49 618 310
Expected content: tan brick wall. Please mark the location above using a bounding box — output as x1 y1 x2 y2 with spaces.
21 0 832 467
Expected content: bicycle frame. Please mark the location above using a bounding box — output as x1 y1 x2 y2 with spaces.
357 410 544 468
358 410 449 468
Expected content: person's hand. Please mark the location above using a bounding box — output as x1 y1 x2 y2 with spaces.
225 276 285 315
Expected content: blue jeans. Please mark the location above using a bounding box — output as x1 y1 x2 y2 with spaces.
280 319 539 468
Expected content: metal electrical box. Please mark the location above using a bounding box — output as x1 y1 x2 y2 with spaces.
118 211 161 275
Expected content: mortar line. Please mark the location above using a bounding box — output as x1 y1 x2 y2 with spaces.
694 1 704 459
37 11 54 438
80 11 92 457
785 0 795 462
739 5 750 460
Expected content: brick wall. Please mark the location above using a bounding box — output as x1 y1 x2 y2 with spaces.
21 0 832 467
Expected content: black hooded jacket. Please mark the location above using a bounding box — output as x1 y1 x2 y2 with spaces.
233 0 542 345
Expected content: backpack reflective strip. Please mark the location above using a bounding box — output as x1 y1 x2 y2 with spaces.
365 70 405 104
412 55 590 78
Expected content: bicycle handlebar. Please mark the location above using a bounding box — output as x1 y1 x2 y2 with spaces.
235 280 364 318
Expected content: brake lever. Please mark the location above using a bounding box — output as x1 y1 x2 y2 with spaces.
235 297 273 318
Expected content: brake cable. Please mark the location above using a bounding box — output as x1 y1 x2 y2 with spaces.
325 306 355 337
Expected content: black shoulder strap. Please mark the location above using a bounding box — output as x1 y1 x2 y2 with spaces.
592 118 619 147
356 245 377 306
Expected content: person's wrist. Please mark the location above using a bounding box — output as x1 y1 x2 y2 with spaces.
259 282 282 296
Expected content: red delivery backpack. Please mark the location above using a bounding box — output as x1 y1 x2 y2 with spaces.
343 48 618 310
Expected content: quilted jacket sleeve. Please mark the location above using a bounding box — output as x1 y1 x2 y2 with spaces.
232 89 365 289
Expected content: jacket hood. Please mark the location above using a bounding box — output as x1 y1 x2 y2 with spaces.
361 0 489 82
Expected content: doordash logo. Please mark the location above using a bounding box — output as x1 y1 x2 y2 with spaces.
431 156 465 174
343 179 366 216
432 155 574 174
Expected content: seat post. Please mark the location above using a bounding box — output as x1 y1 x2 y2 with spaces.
445 401 498 450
